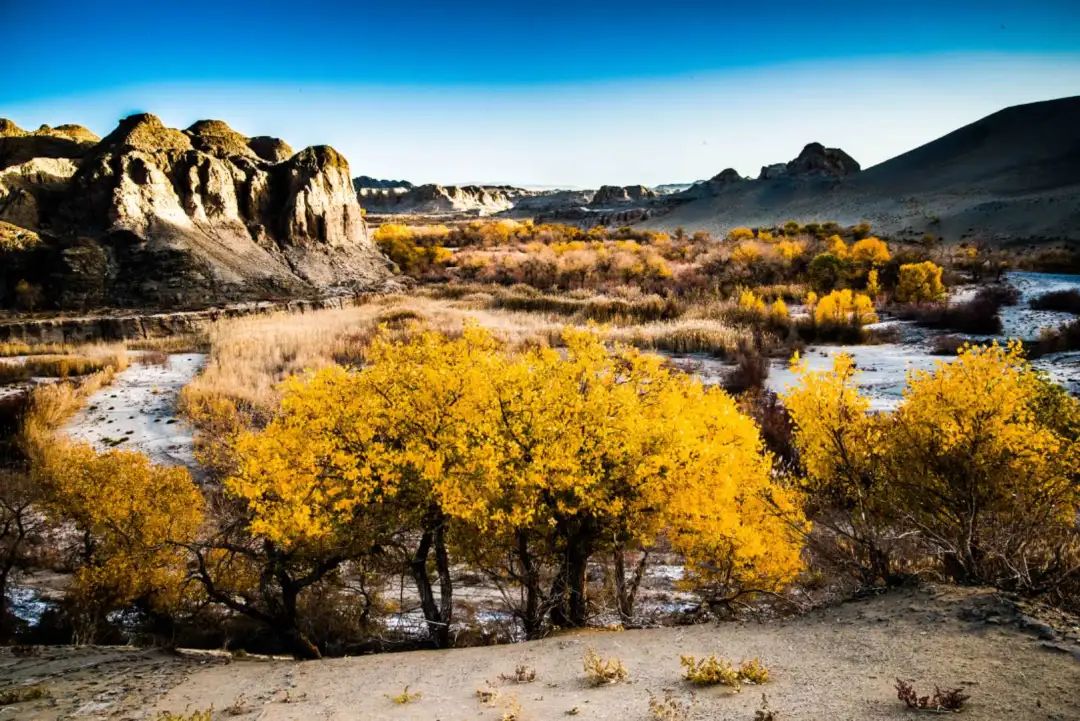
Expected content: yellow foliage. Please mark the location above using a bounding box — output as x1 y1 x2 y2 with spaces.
826 235 848 259
784 342 1080 586
583 648 628 686
776 240 805 262
33 442 203 616
866 269 880 298
895 261 945 302
728 227 755 242
850 237 891 265
813 289 877 326
769 299 789 323
738 289 766 314
680 654 739 686
224 325 805 614
730 243 761 265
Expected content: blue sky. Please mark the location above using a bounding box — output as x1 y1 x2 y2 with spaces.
2 1 1078 186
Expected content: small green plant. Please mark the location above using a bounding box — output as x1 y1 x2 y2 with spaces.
583 648 628 686
387 685 421 704
648 689 693 720
895 679 969 712
500 664 537 683
0 685 49 706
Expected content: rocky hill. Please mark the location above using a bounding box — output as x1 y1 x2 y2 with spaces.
644 96 1080 243
0 114 393 309
359 183 529 216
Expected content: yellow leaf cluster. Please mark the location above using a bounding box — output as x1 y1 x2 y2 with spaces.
895 261 945 303
813 289 878 326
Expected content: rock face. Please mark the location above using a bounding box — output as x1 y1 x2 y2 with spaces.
0 114 393 309
360 183 525 216
758 143 860 180
0 118 99 170
590 185 658 206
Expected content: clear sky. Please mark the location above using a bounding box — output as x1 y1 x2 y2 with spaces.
2 0 1078 187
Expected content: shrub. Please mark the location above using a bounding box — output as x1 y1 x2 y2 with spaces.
894 261 945 302
807 253 845 293
1030 289 1080 314
648 690 692 721
738 658 771 685
813 289 877 327
499 665 537 683
680 654 739 686
785 343 1080 591
583 648 628 686
895 679 969 712
154 710 212 721
850 237 890 266
387 686 421 704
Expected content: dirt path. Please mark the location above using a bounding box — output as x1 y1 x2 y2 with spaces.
2 587 1077 720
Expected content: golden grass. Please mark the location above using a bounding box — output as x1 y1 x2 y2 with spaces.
179 295 752 430
0 345 129 384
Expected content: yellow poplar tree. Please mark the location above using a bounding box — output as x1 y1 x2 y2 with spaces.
34 443 203 641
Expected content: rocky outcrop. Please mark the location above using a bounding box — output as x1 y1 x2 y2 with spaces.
758 142 860 180
0 113 393 308
0 157 79 229
590 185 657 206
354 175 413 190
680 169 747 199
360 183 526 216
0 118 98 170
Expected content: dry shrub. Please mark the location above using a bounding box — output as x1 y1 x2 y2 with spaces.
680 655 770 687
0 345 127 384
680 654 739 686
583 648 628 686
154 710 212 721
1030 289 1080 314
386 686 421 704
895 679 969 712
0 684 49 706
499 664 537 683
648 689 692 721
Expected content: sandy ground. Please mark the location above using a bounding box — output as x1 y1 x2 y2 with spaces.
1 587 1076 720
61 353 205 469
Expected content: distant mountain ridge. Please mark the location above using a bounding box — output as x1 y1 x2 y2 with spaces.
644 96 1080 243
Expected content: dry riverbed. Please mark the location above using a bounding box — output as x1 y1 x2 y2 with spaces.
1 586 1077 720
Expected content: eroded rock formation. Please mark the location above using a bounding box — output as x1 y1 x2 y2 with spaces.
0 114 393 308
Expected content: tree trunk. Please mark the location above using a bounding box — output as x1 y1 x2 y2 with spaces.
613 548 649 625
410 506 453 648
550 529 591 628
515 531 544 639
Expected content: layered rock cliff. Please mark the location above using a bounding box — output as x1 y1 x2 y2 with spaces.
359 183 526 216
0 114 393 308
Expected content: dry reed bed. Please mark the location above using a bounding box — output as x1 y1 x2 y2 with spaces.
180 294 751 423
0 344 129 384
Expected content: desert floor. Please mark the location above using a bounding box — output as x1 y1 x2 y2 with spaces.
1 585 1078 720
